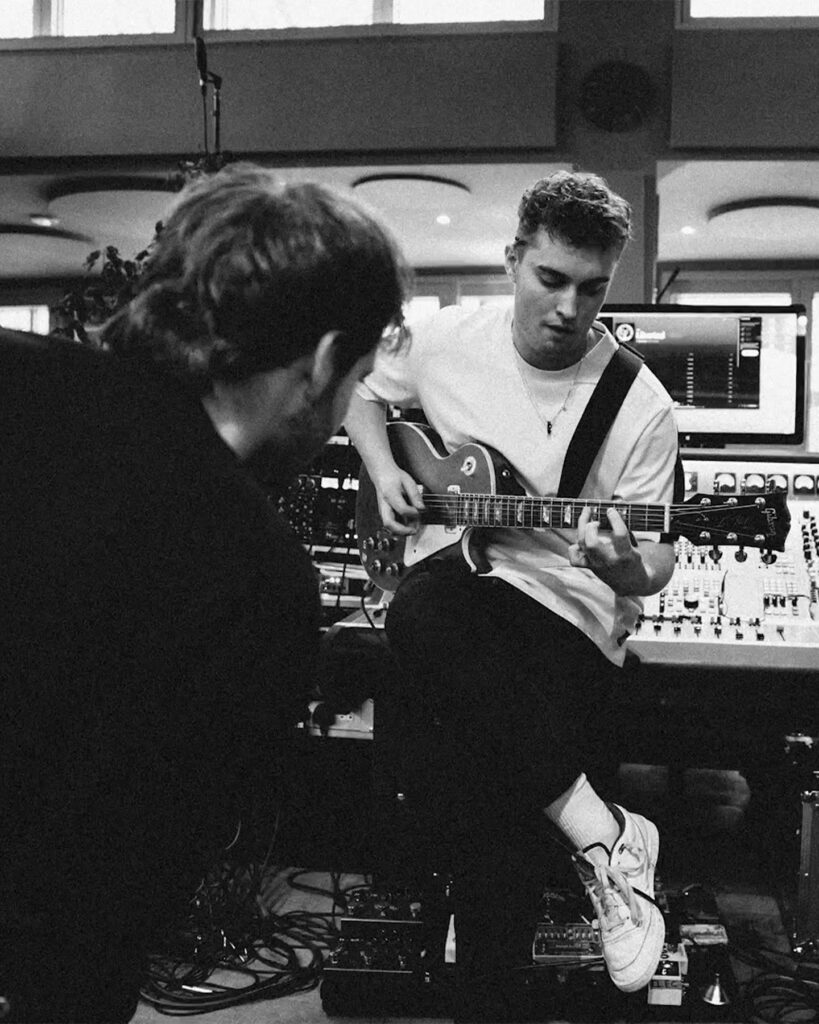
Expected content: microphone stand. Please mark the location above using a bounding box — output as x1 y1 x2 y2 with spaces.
183 36 229 179
210 72 223 163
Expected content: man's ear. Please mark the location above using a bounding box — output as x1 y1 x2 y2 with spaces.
504 244 518 281
308 330 345 395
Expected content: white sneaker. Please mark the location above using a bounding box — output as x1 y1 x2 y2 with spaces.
572 803 665 993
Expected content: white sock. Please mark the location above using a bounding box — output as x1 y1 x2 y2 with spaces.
544 773 620 858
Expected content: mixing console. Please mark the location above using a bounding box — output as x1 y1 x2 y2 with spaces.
630 456 819 669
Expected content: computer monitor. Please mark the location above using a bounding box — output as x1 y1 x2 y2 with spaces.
598 304 806 448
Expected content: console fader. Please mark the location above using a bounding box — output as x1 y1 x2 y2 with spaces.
630 456 819 670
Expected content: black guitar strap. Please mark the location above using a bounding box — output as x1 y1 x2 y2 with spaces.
557 343 685 533
557 343 644 499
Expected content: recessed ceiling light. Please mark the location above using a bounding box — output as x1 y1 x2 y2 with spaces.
29 214 60 229
680 225 696 235
436 214 451 226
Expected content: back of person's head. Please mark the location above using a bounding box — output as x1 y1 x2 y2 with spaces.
99 162 411 392
515 170 632 254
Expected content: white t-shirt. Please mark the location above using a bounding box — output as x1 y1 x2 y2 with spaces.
357 304 679 665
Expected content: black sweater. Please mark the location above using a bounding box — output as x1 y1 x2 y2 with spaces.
0 329 319 925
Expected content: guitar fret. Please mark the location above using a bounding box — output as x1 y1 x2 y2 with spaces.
441 492 772 545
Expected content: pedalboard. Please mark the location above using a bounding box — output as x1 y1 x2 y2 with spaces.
321 884 454 1017
320 883 739 1021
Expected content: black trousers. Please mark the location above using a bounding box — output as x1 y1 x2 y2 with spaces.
383 564 622 1015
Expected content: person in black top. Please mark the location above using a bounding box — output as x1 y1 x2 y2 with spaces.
0 162 410 1023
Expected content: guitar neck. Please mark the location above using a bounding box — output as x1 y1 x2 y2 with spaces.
420 494 669 532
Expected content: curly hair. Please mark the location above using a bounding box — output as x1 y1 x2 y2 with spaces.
514 170 632 253
99 163 411 393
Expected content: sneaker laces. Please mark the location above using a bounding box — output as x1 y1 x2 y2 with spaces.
580 848 645 930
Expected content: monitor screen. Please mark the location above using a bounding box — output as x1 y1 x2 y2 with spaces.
598 304 806 448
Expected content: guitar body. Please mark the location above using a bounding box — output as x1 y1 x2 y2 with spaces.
356 421 522 591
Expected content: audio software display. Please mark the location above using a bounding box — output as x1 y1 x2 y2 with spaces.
599 305 806 447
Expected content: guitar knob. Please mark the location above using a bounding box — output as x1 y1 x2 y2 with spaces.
384 563 401 577
698 531 711 543
708 546 722 562
362 536 376 552
735 547 747 562
726 532 738 543
377 536 395 551
370 559 384 573
761 551 777 565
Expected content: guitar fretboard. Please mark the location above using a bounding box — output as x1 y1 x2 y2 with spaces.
419 494 669 532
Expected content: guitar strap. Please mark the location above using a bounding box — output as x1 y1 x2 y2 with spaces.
557 343 685 516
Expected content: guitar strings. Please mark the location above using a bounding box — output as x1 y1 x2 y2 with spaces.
411 493 775 534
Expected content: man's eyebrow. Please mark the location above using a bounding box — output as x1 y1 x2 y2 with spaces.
535 264 611 285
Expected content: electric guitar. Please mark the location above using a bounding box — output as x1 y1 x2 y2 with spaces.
355 421 791 592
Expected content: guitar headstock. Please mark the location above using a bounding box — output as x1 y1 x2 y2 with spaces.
672 491 791 558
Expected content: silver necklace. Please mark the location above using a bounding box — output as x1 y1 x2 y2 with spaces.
512 334 586 438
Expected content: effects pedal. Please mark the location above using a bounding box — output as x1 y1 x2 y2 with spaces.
320 884 454 1017
531 920 602 964
648 942 689 1007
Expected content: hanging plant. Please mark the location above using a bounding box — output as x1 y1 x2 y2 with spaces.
52 35 231 347
52 234 159 347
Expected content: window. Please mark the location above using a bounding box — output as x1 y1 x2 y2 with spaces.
410 273 513 312
672 292 793 306
203 0 551 32
1 0 180 42
0 305 50 334
458 294 515 312
404 296 441 326
678 0 819 27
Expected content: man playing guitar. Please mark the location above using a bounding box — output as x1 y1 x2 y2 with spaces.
344 171 679 1021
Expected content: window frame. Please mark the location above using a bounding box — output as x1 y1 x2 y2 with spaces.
0 302 51 335
0 0 190 51
199 0 557 41
0 0 556 49
676 0 819 30
414 271 512 309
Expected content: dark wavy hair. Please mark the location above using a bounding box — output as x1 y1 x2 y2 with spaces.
514 170 632 254
99 162 411 393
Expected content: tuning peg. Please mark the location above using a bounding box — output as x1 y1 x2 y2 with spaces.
735 547 747 562
761 550 777 565
708 546 722 562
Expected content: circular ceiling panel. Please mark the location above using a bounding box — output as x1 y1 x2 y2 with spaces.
47 176 178 251
352 173 472 213
0 226 95 279
707 197 819 238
